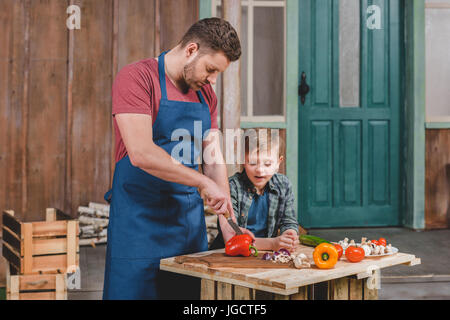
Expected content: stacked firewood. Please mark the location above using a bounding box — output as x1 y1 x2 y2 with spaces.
77 202 109 247
204 207 218 246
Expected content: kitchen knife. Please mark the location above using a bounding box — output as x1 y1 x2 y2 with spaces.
224 210 243 235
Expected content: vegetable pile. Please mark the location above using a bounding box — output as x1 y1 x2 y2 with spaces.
261 248 311 269
337 237 394 256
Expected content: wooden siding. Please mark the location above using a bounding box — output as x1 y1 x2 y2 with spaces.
0 0 199 222
425 129 450 229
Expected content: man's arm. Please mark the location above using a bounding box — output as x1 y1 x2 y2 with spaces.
201 129 234 216
202 130 255 242
116 113 229 214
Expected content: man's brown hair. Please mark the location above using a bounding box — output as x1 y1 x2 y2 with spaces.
179 17 241 62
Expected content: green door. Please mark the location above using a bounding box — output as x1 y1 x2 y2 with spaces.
298 0 402 228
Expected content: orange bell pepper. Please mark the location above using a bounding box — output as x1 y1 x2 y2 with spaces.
313 243 338 269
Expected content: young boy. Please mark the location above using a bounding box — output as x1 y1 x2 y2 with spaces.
210 131 300 252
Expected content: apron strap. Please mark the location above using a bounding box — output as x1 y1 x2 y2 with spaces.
158 50 209 107
104 189 113 204
158 51 169 100
197 89 207 106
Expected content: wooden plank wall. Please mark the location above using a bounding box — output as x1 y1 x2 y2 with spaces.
425 129 450 229
0 0 199 223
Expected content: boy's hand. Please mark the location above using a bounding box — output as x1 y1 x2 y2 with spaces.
283 229 300 250
274 230 299 252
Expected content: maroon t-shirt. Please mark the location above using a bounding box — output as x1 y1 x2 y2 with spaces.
112 58 219 163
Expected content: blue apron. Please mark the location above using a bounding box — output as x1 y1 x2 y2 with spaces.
103 51 211 300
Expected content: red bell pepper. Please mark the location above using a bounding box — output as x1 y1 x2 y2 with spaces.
225 234 258 257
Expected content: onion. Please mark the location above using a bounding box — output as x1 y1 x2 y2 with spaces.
262 253 272 261
278 248 290 256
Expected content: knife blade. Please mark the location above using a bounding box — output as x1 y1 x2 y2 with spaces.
224 211 243 235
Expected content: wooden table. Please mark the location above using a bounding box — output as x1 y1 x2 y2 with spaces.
160 246 421 300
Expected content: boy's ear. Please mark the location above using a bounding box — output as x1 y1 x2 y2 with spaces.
273 156 283 174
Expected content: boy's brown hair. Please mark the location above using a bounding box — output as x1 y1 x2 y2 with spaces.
179 18 241 62
243 128 284 160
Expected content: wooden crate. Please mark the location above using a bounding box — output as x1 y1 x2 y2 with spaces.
2 208 79 274
6 261 67 300
200 277 378 300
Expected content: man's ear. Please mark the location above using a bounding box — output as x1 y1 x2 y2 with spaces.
185 42 200 58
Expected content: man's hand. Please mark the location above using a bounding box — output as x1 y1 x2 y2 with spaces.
199 177 233 216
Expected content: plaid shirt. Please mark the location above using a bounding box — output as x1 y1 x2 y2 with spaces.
229 170 299 237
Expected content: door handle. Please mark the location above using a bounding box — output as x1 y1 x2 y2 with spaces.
298 71 310 105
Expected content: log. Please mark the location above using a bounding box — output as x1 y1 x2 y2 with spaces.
88 202 110 213
78 215 109 228
79 225 107 238
205 215 218 229
77 206 109 218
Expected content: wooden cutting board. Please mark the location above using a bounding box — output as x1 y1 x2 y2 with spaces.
174 252 295 269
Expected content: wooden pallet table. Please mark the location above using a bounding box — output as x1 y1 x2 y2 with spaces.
160 246 421 300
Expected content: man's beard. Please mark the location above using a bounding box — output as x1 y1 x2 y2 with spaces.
177 57 200 94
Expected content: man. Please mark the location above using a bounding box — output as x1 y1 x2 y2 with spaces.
103 18 252 300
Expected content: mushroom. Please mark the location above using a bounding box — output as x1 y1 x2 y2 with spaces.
361 244 371 256
339 239 349 250
373 246 381 255
293 253 311 269
361 237 368 246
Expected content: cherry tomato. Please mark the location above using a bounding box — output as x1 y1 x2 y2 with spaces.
333 244 343 259
370 240 379 246
378 238 387 246
345 246 365 263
